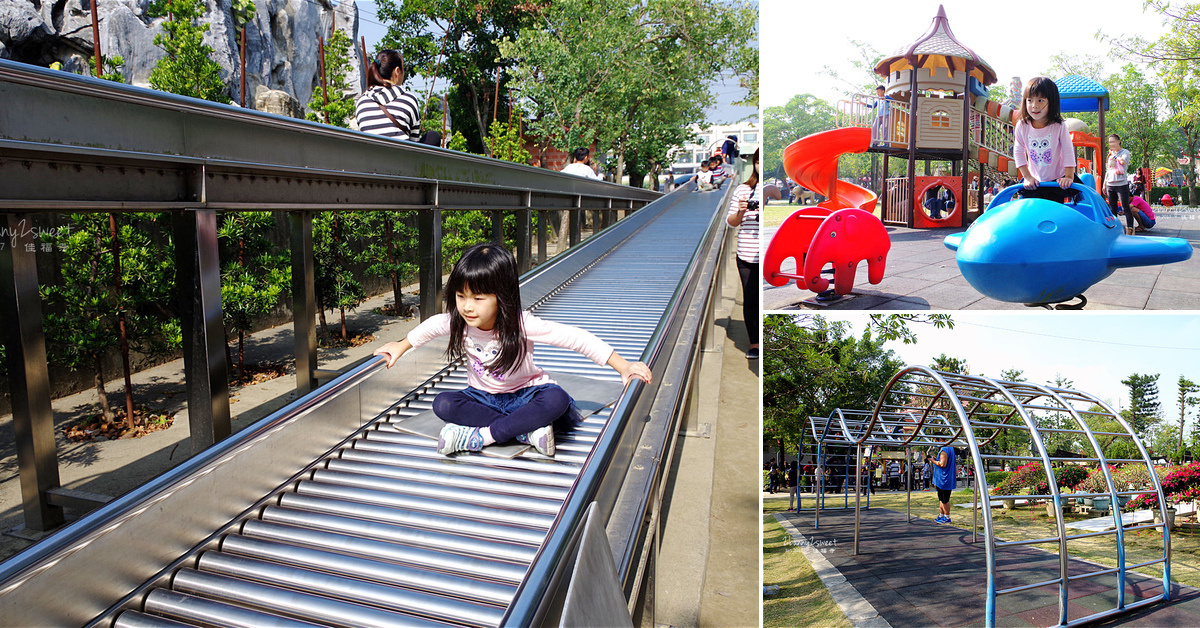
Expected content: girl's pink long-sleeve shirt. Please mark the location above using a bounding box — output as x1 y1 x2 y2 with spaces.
1013 120 1075 182
407 312 615 393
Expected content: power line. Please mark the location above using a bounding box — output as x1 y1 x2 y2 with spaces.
955 320 1200 353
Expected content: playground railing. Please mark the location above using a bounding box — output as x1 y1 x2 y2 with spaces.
837 94 910 148
884 177 911 226
971 109 1014 158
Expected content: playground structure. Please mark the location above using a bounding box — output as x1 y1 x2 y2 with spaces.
760 127 892 296
803 365 1171 628
832 6 1114 229
944 178 1193 306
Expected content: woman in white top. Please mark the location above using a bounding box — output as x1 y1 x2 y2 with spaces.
726 149 761 360
355 49 442 147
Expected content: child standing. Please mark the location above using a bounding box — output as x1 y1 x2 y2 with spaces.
1013 77 1079 204
373 244 652 457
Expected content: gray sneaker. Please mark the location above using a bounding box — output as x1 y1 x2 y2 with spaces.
437 424 484 455
517 424 555 456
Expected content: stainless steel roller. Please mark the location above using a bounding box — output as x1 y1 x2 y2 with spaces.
3 183 728 628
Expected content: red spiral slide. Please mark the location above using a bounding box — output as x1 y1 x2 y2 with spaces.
784 127 878 210
763 127 891 295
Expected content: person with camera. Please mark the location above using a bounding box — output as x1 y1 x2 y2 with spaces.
727 149 761 360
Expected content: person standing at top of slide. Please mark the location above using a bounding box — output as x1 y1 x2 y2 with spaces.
871 85 894 146
562 147 603 180
1013 76 1079 204
1106 134 1136 235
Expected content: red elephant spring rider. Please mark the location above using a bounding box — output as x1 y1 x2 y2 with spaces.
762 128 892 298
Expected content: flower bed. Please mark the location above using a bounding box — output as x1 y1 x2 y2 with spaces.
991 461 1088 496
1128 461 1200 510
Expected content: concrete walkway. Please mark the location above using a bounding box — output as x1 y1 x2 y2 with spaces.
776 507 1200 627
764 212 1200 311
654 251 760 627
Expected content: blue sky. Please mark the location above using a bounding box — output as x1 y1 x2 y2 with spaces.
352 1 757 124
762 0 1172 108
809 313 1200 424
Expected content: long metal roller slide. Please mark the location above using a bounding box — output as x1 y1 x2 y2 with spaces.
0 181 730 627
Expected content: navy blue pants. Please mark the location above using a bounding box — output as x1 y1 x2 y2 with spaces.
432 383 574 444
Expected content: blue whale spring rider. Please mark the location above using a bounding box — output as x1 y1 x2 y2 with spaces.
944 176 1192 305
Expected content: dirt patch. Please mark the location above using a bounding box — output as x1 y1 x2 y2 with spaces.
64 406 176 442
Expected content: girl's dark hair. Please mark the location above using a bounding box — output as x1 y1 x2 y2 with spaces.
1108 133 1121 141
1018 76 1063 125
444 243 526 376
367 50 405 88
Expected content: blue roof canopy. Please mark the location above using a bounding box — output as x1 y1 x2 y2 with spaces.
1056 74 1110 112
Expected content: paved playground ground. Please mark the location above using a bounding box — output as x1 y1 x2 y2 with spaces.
774 507 1200 627
763 212 1200 311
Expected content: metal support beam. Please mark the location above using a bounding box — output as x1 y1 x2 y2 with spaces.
570 197 582 247
491 210 504 244
516 191 532 273
0 213 64 532
537 210 548 265
290 211 317 393
172 208 232 455
419 185 443 320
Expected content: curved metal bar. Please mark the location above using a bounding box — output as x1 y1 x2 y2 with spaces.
816 365 1171 628
1062 389 1172 604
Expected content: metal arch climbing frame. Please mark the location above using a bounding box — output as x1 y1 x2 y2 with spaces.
807 366 1171 628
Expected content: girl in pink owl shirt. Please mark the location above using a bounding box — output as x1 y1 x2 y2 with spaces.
374 243 651 457
1013 76 1080 204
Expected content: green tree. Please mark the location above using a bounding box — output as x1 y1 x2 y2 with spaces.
818 39 884 98
306 28 358 128
358 212 418 317
87 53 126 83
762 94 836 180
1121 372 1162 433
1105 64 1170 169
147 0 229 103
498 0 756 183
763 314 904 466
40 214 177 428
217 212 289 381
1100 1 1200 65
314 212 367 341
375 0 539 155
1161 61 1200 205
988 368 1032 460
1178 375 1200 458
483 118 532 165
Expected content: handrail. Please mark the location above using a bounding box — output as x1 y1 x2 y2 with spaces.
0 353 387 593
0 59 655 203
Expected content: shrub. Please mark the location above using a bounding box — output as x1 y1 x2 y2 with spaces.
1149 186 1192 205
991 461 1090 496
1128 461 1200 510
985 471 1011 488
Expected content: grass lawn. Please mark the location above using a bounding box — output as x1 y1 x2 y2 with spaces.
766 489 1195 588
762 513 852 628
763 201 798 229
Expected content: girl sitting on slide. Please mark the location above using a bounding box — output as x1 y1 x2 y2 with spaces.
373 243 652 457
1013 77 1081 204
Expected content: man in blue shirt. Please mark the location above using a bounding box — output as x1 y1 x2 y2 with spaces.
931 445 957 524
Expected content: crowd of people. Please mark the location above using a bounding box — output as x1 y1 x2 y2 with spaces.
764 451 976 506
